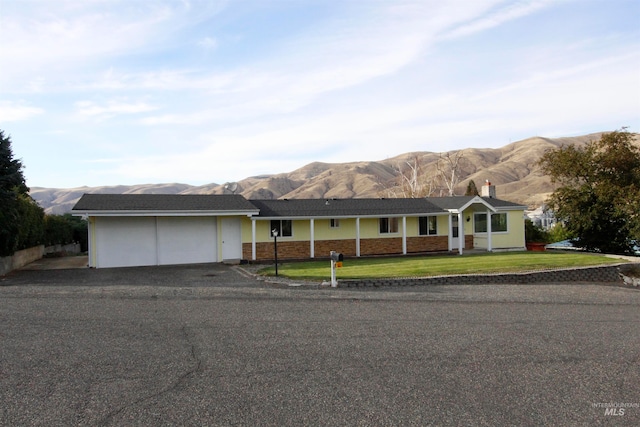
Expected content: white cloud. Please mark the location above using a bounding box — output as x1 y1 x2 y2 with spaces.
442 0 553 39
198 36 218 49
0 101 44 122
4 0 639 188
75 100 159 119
0 0 227 92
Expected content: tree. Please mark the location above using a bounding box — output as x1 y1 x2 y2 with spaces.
465 179 479 196
539 129 640 254
0 130 44 256
525 219 549 243
45 214 88 251
385 155 435 198
435 150 467 196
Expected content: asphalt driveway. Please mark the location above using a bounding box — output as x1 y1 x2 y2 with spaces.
2 261 264 288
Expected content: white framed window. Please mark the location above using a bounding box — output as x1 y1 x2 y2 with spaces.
474 213 507 233
330 218 340 228
270 219 292 237
419 216 437 235
379 217 399 234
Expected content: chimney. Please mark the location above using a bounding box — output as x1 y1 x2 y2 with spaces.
481 179 496 198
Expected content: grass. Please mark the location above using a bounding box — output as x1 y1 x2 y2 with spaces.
257 251 624 280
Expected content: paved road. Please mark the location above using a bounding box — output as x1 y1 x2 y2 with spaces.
1 265 639 426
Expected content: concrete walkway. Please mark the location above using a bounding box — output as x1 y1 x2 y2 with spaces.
20 255 89 271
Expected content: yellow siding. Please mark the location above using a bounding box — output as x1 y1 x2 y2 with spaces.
437 215 449 236
243 211 524 250
244 215 453 242
241 217 253 242
359 218 392 238
472 210 525 249
313 219 358 239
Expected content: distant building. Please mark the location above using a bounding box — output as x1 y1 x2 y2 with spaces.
525 204 557 230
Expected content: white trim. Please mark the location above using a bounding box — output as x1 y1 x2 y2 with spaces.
458 212 464 255
487 208 492 252
310 218 315 258
448 215 452 252
402 216 407 255
450 196 497 214
75 210 258 217
251 218 257 261
356 218 361 257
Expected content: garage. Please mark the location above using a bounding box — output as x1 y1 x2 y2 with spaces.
92 217 219 268
73 194 259 269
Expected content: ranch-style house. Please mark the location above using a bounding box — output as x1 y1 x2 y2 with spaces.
72 181 526 269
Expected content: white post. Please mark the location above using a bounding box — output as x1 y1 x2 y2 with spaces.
310 218 315 258
487 209 492 252
330 251 337 287
458 212 464 255
251 218 257 261
356 217 361 257
402 216 407 255
448 214 452 252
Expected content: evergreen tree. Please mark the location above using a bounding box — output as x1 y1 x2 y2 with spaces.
0 130 44 256
465 179 479 196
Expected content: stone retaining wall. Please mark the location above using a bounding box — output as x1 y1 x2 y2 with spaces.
0 245 44 276
339 264 625 288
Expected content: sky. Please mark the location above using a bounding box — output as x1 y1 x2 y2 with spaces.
1 0 639 189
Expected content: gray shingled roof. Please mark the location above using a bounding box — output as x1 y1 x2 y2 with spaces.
72 194 259 212
430 196 526 210
249 198 445 218
72 194 525 216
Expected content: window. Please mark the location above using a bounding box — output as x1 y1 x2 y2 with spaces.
270 219 292 237
330 219 340 228
492 213 508 232
419 216 437 235
452 215 459 238
379 217 398 234
474 213 507 233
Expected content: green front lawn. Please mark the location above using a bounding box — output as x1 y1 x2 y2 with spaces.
257 251 623 280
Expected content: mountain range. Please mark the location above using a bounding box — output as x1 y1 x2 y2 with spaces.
31 132 635 214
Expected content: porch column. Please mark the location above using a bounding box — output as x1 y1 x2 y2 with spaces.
251 218 256 260
487 209 492 252
458 212 464 255
88 217 95 268
356 217 361 257
448 214 452 251
310 218 315 258
402 216 407 255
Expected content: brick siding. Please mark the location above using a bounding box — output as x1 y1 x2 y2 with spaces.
406 236 449 253
314 240 357 257
243 234 474 261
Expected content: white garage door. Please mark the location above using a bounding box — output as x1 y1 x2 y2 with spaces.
95 217 158 268
94 217 218 268
157 217 217 265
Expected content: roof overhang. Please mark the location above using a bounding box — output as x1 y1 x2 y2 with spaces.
252 212 451 220
447 196 497 214
73 209 260 217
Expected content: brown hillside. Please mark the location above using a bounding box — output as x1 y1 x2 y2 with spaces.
32 132 638 213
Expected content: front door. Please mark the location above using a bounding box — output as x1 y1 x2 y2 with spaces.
221 217 242 261
451 215 459 249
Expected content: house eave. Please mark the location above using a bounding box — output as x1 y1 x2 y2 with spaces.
253 212 450 220
73 209 260 217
